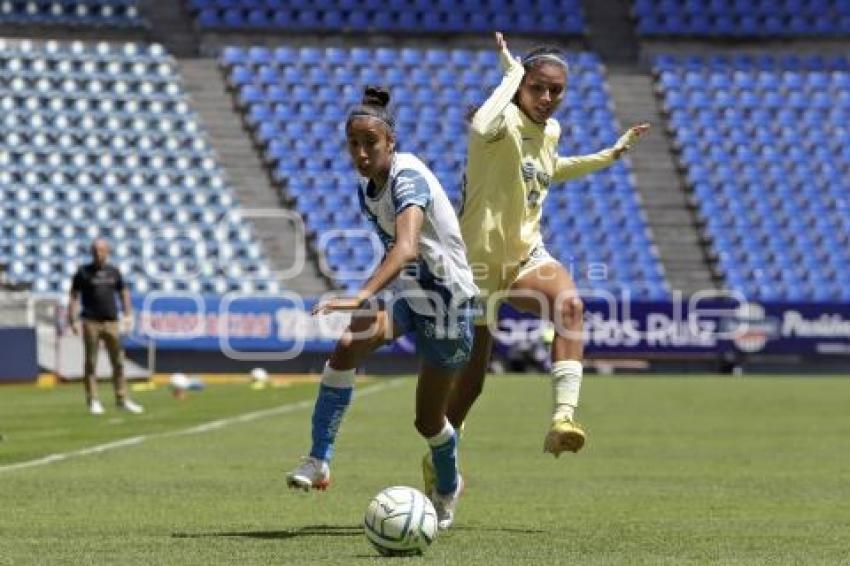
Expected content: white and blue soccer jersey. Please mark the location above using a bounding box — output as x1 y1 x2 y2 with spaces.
357 152 479 318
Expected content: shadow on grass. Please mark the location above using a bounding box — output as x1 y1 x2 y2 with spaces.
452 525 548 534
173 524 362 540
172 523 547 542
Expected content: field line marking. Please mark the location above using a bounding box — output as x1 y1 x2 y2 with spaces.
0 379 404 475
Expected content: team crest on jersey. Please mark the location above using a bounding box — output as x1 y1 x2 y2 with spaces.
528 189 541 208
521 160 551 189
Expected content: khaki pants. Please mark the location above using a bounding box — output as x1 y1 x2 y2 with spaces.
82 319 126 403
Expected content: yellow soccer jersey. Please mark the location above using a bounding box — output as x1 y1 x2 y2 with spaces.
460 46 620 297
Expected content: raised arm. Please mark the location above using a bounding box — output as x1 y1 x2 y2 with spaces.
469 32 524 140
553 123 650 183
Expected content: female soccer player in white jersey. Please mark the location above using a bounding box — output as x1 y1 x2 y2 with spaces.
286 86 478 530
425 33 649 488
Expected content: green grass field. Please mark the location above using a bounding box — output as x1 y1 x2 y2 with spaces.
2 375 849 565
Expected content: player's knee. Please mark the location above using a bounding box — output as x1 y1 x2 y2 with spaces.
555 296 583 328
413 416 440 439
347 317 384 347
571 296 584 320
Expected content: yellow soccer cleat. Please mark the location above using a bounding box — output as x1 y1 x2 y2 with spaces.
543 419 586 457
422 451 437 496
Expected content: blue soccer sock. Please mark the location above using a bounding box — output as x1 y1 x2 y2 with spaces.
308 362 355 462
427 420 458 496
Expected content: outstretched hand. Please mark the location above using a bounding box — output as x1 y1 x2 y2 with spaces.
494 31 508 52
613 122 651 159
312 297 369 316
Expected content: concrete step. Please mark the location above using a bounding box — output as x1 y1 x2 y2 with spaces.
651 227 702 244
656 245 710 262
606 66 719 295
582 0 640 66
641 196 691 210
643 207 695 221
140 0 199 57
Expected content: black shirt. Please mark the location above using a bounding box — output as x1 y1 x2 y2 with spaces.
71 263 126 321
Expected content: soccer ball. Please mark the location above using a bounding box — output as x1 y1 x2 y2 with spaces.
169 372 190 390
250 367 268 383
363 486 438 556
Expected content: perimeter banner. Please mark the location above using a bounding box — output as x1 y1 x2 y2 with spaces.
497 299 850 357
126 294 850 359
126 293 414 360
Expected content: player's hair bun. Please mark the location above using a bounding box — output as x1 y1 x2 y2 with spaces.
362 86 391 108
347 86 395 132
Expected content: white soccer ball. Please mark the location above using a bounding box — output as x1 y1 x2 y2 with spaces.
250 367 268 383
363 486 438 556
169 372 190 390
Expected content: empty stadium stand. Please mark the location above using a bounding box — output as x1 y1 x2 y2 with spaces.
655 53 850 301
189 0 586 35
633 0 850 37
0 39 280 295
222 45 670 299
0 0 145 27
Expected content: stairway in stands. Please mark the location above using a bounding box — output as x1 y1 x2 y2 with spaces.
583 0 719 296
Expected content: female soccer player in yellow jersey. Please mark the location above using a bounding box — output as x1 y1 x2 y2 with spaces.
436 32 649 471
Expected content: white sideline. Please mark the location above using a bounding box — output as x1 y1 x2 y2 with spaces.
0 379 403 475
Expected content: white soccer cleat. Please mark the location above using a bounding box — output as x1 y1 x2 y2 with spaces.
88 399 105 415
431 474 463 530
119 399 144 414
286 456 331 492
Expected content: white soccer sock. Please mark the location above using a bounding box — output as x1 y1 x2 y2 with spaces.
426 419 455 447
321 362 356 388
551 360 583 421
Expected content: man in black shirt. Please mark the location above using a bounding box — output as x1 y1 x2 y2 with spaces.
68 239 144 415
